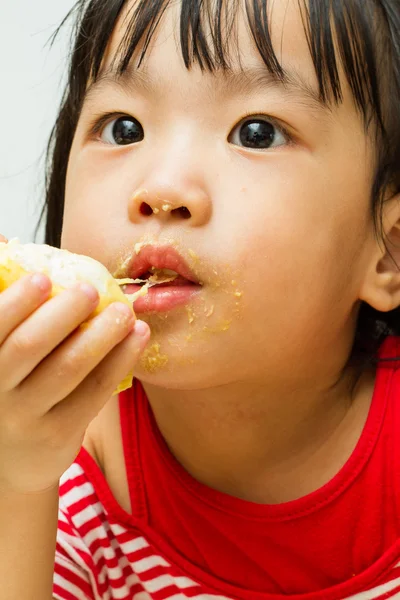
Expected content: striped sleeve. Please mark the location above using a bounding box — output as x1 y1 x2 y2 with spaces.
52 465 100 600
53 504 95 600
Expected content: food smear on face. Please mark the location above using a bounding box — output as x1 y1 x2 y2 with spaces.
113 240 245 367
134 242 147 255
205 304 215 317
188 248 200 263
203 318 233 333
186 306 195 324
140 342 169 373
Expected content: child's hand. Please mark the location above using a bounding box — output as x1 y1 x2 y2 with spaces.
0 261 149 494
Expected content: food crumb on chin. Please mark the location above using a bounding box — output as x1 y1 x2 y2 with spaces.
221 319 232 331
186 306 195 324
205 305 214 317
203 319 233 334
140 342 169 373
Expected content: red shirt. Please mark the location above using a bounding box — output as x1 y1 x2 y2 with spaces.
54 336 400 600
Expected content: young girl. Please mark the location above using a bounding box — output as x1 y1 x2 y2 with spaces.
2 0 400 598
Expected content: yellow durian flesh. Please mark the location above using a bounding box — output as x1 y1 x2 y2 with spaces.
0 240 139 395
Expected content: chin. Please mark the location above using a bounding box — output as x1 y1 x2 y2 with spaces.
131 284 246 388
131 326 239 391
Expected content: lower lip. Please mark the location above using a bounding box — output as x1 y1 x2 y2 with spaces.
123 284 202 313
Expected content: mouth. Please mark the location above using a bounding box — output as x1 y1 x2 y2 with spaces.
117 246 202 313
137 267 194 287
125 245 200 283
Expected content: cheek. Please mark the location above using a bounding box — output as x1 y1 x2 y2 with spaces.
236 145 369 260
227 152 370 332
62 146 134 254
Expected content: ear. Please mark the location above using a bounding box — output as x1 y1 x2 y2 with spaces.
360 195 400 312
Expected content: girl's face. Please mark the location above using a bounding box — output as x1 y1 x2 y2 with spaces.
62 0 375 391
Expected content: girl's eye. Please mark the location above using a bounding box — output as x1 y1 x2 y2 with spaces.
100 116 144 146
229 117 288 150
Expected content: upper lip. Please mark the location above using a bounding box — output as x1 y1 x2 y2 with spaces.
120 245 201 284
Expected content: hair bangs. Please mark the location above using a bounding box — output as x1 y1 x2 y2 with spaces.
67 0 383 132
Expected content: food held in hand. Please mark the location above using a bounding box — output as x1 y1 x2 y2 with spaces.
0 239 149 394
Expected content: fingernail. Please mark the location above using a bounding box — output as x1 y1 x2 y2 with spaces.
134 320 149 337
79 283 99 303
31 273 51 292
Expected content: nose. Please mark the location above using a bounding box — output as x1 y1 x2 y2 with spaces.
128 176 212 227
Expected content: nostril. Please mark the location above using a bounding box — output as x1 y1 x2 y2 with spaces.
140 203 191 219
140 202 153 216
172 206 191 219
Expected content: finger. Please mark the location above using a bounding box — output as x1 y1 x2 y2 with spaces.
0 282 99 390
19 302 136 414
48 321 150 434
0 274 52 344
0 234 8 243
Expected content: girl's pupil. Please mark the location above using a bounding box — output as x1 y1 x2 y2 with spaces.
113 117 144 145
240 120 275 149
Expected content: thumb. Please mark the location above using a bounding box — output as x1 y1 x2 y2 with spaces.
0 235 8 243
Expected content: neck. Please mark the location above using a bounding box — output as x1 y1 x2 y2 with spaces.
142 366 375 504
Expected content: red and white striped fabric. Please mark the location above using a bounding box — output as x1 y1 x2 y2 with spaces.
53 460 400 600
53 337 400 600
55 461 229 600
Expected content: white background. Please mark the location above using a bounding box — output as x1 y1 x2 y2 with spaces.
0 0 75 243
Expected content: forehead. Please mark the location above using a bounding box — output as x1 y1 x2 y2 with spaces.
101 0 319 89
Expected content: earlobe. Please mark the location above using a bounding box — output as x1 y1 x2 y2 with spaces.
359 196 400 313
360 272 400 313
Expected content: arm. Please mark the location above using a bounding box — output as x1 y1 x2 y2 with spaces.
0 236 150 599
0 234 57 598
0 484 59 600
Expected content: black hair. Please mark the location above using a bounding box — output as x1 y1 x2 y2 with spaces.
38 0 400 364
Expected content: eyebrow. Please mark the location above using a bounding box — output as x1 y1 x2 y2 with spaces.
84 63 327 113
